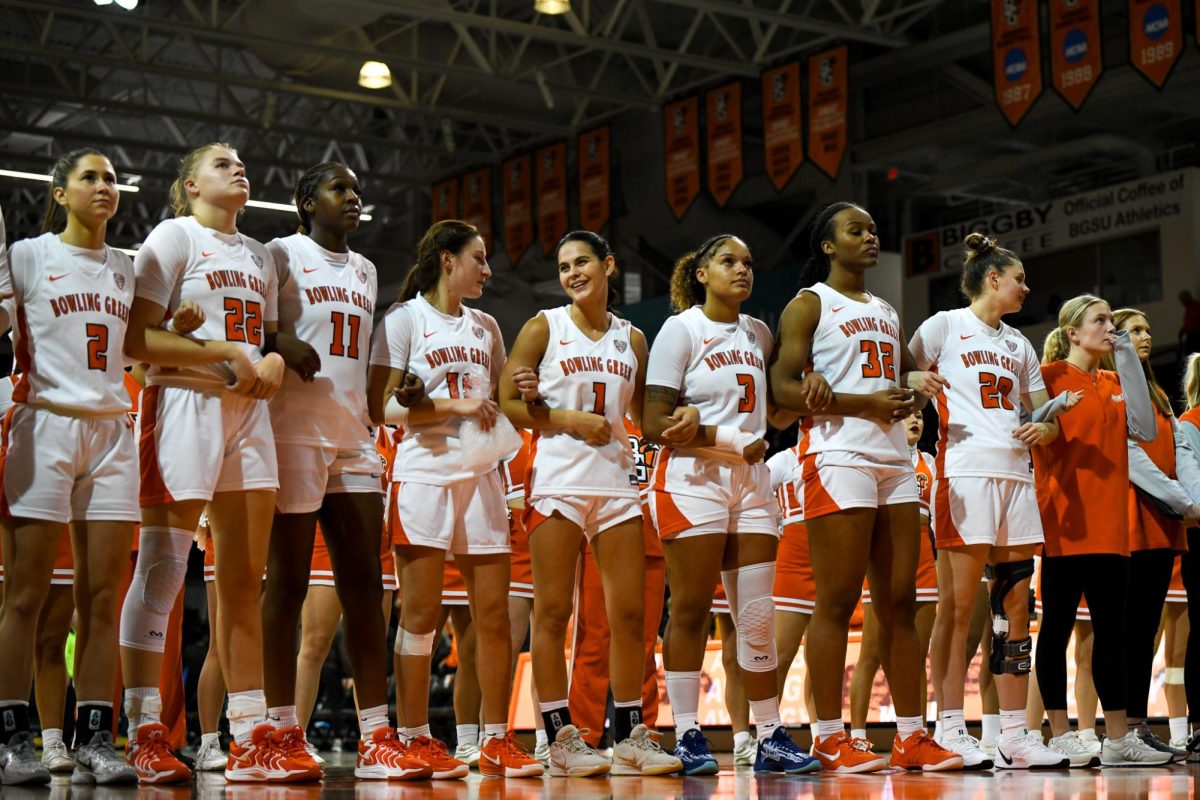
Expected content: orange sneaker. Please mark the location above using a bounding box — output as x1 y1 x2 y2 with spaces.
812 732 887 774
127 723 192 784
404 736 468 780
225 724 319 782
270 726 323 781
356 728 433 781
479 732 545 778
891 730 965 771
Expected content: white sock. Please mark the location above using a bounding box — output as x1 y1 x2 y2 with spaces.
749 698 782 739
981 713 1000 744
1079 727 1096 741
809 723 820 745
124 687 161 732
457 724 479 747
227 690 268 745
733 730 752 748
482 723 507 743
359 705 389 737
1169 717 1189 742
896 715 923 738
816 719 844 740
850 727 867 740
534 728 548 747
268 705 298 730
404 724 431 742
666 671 701 735
201 732 220 748
933 720 943 741
42 728 63 745
999 709 1025 736
939 709 965 736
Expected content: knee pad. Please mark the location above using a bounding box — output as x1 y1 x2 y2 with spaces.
988 559 1035 675
734 562 778 673
720 569 739 626
118 528 192 652
395 626 436 656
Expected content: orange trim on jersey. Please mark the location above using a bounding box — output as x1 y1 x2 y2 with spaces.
443 559 467 597
388 485 411 547
520 431 544 533
137 385 175 507
0 406 16 517
916 521 937 590
799 452 841 520
933 474 967 549
648 447 695 539
509 512 533 590
11 307 32 405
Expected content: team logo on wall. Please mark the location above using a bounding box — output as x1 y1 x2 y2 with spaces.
251 254 264 270
771 71 787 102
614 339 627 353
473 325 484 340
819 57 834 87
113 272 125 290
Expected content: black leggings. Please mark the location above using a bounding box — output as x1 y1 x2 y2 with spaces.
1036 553 1129 713
1183 529 1200 722
1124 548 1175 720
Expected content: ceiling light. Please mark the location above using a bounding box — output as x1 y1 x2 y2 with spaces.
94 0 140 9
535 0 570 14
0 168 139 192
245 198 372 222
358 61 392 90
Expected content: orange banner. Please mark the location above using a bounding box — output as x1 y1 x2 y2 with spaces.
1049 0 1103 109
705 82 743 207
806 46 848 180
536 142 568 256
761 62 803 192
501 155 533 265
663 96 700 219
431 178 458 222
991 0 1043 126
1129 0 1182 88
460 168 492 253
578 127 610 234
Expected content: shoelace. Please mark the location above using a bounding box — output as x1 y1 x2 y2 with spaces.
497 733 535 760
848 737 873 752
629 731 667 753
136 730 178 764
561 730 596 754
273 728 311 760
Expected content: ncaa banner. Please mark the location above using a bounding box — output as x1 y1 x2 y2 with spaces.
991 0 1043 126
536 142 568 255
1049 0 1103 110
806 46 848 180
460 168 492 253
663 96 700 219
578 126 611 233
705 82 743 207
762 62 803 192
501 155 533 265
432 178 458 222
1129 0 1181 88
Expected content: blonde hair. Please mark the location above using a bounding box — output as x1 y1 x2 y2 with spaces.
1042 294 1106 364
169 142 237 217
1182 353 1200 411
1103 308 1173 417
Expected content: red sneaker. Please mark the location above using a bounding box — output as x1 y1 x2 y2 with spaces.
127 723 192 784
356 728 433 781
479 732 544 778
225 724 319 782
404 736 468 780
812 732 888 774
891 730 965 771
270 726 323 780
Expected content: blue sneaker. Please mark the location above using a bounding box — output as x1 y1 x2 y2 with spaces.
673 729 719 776
754 726 821 774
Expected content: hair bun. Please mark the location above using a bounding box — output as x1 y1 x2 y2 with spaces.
963 232 996 258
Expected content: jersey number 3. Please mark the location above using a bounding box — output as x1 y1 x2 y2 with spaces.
860 340 897 381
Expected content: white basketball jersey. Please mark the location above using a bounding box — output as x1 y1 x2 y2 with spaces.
134 216 277 391
527 306 639 499
909 308 1043 482
645 306 772 463
798 282 908 463
368 293 505 486
7 234 134 414
767 445 803 525
267 234 376 447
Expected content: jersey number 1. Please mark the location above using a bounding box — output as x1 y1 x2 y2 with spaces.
329 311 362 359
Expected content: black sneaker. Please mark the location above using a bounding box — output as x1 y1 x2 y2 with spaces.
1136 724 1187 763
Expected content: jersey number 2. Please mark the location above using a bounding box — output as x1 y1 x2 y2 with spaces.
85 323 108 371
224 298 263 346
860 340 897 381
979 372 1015 410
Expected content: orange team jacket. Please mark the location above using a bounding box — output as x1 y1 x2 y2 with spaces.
1128 404 1187 553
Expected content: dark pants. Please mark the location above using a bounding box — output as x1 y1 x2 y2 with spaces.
1123 549 1175 720
1182 530 1200 722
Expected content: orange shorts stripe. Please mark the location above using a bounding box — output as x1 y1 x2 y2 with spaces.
800 453 842 520
138 386 175 507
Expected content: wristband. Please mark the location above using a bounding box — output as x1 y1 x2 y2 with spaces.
163 317 177 334
714 425 756 455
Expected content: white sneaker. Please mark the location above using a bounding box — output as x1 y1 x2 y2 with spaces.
732 736 757 768
304 740 326 766
453 741 480 767
533 741 550 767
1169 735 1200 763
194 737 229 771
1100 731 1173 767
994 730 1068 769
547 725 610 778
937 727 993 770
611 725 683 776
40 739 74 774
1077 729 1102 757
979 739 997 759
1047 731 1099 768
71 731 138 785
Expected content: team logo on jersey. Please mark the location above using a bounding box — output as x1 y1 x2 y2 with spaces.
472 325 485 340
251 254 264 271
747 330 756 344
614 339 627 353
112 272 125 290
916 472 929 495
1006 340 1018 353
126 410 138 429
356 266 368 284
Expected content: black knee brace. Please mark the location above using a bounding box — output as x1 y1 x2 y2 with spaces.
988 559 1035 675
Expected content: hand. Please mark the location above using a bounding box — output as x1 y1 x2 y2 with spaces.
170 300 206 335
457 397 499 432
225 348 261 395
1012 421 1057 447
905 370 950 398
570 411 612 446
511 366 541 403
863 388 915 425
1059 390 1084 411
393 372 425 407
661 406 700 446
800 372 832 412
742 438 767 465
250 353 285 399
274 332 321 382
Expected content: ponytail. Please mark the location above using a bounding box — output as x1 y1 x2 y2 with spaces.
1183 353 1200 411
960 232 1019 300
1042 293 1105 364
798 201 862 289
398 220 480 303
169 142 236 218
668 233 736 313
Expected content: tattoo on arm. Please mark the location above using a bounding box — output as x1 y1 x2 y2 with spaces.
645 385 679 408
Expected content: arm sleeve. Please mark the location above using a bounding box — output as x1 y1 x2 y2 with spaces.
368 304 412 370
644 317 691 391
134 221 189 308
1032 391 1074 424
1171 418 1200 506
907 313 946 371
1127 437 1200 518
1182 420 1200 460
1113 331 1157 442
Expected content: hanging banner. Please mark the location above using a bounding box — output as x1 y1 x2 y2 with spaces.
1129 0 1182 88
663 96 700 219
806 45 848 180
578 126 611 234
761 62 803 192
991 0 1043 126
432 178 458 222
501 155 533 265
705 82 743 207
536 141 568 256
1048 0 1103 110
460 168 492 253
